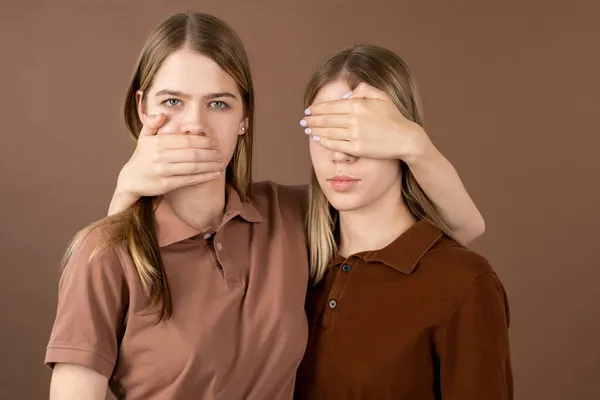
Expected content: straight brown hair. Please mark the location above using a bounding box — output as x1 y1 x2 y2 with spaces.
60 12 255 322
304 44 453 285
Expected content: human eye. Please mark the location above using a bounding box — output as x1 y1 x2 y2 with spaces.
209 100 230 110
162 98 182 107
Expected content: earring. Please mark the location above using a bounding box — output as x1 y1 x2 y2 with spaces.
241 127 246 132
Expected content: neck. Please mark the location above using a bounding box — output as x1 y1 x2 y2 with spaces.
338 190 416 258
163 175 226 231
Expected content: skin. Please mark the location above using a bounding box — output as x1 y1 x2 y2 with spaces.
50 48 246 399
309 79 417 255
302 82 485 244
51 49 485 399
110 82 485 243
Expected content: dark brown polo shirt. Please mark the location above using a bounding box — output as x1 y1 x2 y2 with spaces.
295 220 513 399
45 181 310 400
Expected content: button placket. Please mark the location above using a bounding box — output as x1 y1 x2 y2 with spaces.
321 259 355 329
212 226 242 286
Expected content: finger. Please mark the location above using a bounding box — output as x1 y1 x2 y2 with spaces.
167 171 222 190
157 134 219 150
303 127 351 141
305 99 352 116
157 161 225 177
139 113 167 137
311 135 356 155
302 114 349 128
160 148 223 163
348 82 390 100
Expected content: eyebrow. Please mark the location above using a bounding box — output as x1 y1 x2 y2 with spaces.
154 89 238 100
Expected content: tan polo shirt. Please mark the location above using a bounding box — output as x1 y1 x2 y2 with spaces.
45 181 310 400
295 220 513 399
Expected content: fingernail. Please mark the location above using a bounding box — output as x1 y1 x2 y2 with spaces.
312 135 320 142
304 108 311 116
304 127 312 135
342 91 353 99
300 119 307 127
213 171 221 176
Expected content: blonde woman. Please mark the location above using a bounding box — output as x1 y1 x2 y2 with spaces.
46 12 485 400
294 44 512 399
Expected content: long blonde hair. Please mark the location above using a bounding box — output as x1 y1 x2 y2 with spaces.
60 12 255 322
305 44 453 285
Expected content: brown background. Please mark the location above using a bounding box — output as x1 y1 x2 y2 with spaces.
1 1 598 399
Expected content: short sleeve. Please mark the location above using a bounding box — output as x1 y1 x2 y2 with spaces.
435 271 513 399
45 229 128 378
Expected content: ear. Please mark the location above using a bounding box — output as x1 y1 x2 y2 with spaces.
136 90 148 124
239 117 249 136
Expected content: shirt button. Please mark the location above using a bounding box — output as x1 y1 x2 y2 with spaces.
341 264 351 272
203 233 212 240
216 243 223 251
328 299 337 309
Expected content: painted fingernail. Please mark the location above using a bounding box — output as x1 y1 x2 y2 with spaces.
304 108 311 116
304 127 312 135
342 91 353 99
312 135 320 142
300 119 307 127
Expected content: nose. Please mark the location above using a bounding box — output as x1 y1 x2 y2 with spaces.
332 151 356 164
179 105 207 135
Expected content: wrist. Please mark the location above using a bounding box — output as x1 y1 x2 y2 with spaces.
108 179 140 216
402 126 435 167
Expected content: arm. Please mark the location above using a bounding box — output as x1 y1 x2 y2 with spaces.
405 140 485 245
108 179 141 216
303 83 485 245
435 271 513 399
50 364 107 400
45 229 127 398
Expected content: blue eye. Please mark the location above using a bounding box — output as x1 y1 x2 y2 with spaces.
163 99 182 107
210 101 229 109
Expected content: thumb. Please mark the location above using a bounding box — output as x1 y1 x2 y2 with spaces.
346 82 389 101
139 113 166 137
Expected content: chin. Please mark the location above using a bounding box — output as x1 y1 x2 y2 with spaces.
324 192 366 213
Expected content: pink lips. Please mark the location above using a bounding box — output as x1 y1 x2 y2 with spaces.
328 175 360 192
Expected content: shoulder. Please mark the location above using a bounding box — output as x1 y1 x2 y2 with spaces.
426 237 494 277
419 236 506 310
250 180 308 213
60 220 128 287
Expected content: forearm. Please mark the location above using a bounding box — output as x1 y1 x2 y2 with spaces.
405 142 485 245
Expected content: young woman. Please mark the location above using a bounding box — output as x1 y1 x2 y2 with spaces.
45 12 485 400
293 44 512 399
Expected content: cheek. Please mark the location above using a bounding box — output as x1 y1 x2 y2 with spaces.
208 113 244 156
365 160 401 186
309 141 330 175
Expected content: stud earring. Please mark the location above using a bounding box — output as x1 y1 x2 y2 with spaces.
241 127 246 132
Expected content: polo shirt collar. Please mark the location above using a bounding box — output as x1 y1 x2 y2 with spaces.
155 184 263 247
329 220 443 274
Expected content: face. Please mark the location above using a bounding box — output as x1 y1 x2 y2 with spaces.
137 48 246 166
309 79 402 213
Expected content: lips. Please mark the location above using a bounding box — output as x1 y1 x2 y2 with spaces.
329 175 358 181
327 175 360 191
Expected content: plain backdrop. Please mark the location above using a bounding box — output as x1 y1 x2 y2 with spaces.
1 1 599 399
